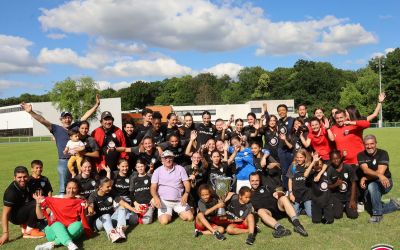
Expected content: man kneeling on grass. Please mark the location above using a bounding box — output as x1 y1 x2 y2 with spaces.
249 172 308 238
0 166 45 246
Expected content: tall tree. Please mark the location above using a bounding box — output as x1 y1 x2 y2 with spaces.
49 77 99 120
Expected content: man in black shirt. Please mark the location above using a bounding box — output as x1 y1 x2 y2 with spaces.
1 167 45 245
358 134 400 223
249 172 308 238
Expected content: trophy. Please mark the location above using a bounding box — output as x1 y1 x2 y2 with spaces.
210 174 232 216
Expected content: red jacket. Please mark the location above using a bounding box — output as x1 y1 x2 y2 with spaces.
91 126 127 171
41 197 92 238
331 120 370 165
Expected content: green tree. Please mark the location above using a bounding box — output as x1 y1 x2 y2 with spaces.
251 73 270 99
118 81 158 110
339 67 379 118
49 77 99 120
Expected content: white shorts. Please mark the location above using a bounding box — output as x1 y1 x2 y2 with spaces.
236 180 251 193
158 199 190 217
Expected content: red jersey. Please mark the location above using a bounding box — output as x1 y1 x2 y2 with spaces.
331 120 370 165
307 126 332 160
41 197 92 238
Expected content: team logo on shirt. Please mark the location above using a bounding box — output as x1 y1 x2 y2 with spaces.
220 168 224 173
151 158 156 164
280 127 287 134
91 181 96 186
112 133 116 138
209 128 213 132
107 197 113 203
320 181 328 191
125 178 129 183
144 179 149 185
295 142 300 150
40 181 45 187
133 139 137 144
160 132 163 136
373 159 376 165
244 152 248 156
259 189 264 194
344 130 349 135
239 210 244 217
84 142 87 146
269 137 278 146
344 173 348 179
323 172 327 176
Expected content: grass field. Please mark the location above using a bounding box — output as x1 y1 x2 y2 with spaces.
1 128 399 250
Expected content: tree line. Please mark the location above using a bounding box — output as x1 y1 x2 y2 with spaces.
1 48 399 121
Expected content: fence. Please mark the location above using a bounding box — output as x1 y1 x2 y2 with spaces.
0 136 53 144
369 122 400 128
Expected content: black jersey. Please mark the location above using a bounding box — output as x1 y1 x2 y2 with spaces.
134 124 152 145
287 164 311 202
264 129 280 161
112 171 130 197
196 123 216 147
243 125 263 146
225 194 252 220
161 125 180 141
27 175 53 197
131 146 162 170
310 170 331 207
88 191 121 217
158 141 189 165
277 117 294 150
144 129 165 145
250 185 277 211
74 174 98 199
129 174 152 204
327 165 357 202
358 149 391 178
3 182 32 208
198 197 218 218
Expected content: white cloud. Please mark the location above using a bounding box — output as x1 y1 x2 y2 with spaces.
201 63 243 78
103 58 193 77
0 34 46 75
46 33 67 39
0 79 44 89
39 0 377 56
96 80 132 90
38 48 99 69
371 47 395 59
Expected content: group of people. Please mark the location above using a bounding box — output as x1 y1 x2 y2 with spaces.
1 92 399 248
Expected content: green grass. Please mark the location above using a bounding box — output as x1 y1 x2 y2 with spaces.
1 128 400 249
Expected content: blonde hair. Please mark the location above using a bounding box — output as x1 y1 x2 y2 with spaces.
294 148 312 167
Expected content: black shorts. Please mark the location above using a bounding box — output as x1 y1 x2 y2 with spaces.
260 202 286 220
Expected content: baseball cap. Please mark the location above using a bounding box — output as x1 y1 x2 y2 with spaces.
161 150 175 158
60 111 72 118
101 111 114 120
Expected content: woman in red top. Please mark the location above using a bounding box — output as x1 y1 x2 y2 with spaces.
300 117 334 162
34 179 91 250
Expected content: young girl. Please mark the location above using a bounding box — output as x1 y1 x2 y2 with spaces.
194 184 226 241
225 187 256 245
129 159 154 225
208 150 229 179
287 149 318 217
88 177 139 243
112 159 131 203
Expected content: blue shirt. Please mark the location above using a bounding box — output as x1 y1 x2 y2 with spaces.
228 147 256 180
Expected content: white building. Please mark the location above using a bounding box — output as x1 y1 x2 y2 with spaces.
172 99 295 123
0 98 122 137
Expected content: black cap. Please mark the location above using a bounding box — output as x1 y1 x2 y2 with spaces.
101 111 114 120
60 111 72 118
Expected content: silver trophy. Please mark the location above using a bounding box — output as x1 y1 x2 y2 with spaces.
210 174 232 216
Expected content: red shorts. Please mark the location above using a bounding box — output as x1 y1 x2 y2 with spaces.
195 216 229 231
230 220 248 229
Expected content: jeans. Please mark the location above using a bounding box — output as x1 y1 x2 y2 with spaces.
94 208 134 234
57 159 70 194
278 149 293 191
365 179 397 216
293 200 312 217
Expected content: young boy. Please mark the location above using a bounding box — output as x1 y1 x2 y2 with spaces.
64 130 85 177
27 160 53 197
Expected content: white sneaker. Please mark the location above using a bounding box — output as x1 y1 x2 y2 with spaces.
35 241 55 250
116 226 126 239
108 229 122 243
66 241 78 250
357 202 365 213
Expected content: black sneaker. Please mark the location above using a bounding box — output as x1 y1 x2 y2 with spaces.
246 233 255 245
272 226 291 238
213 231 226 241
294 224 308 237
255 225 261 234
194 229 203 237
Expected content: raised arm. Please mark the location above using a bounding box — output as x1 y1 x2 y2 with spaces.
80 94 100 121
367 92 385 122
21 102 52 131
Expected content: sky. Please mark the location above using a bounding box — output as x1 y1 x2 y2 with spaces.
0 0 398 98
